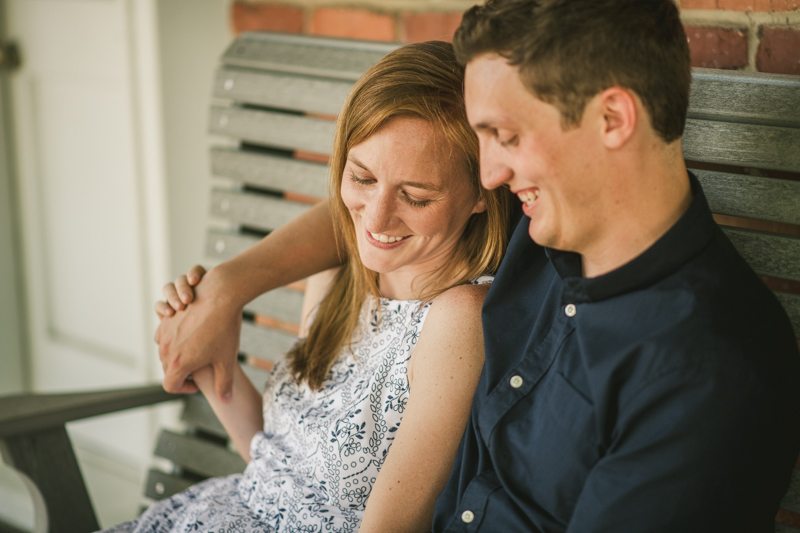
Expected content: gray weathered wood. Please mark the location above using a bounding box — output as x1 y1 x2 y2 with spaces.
242 363 272 391
181 394 227 439
695 170 800 226
775 291 800 339
210 105 336 155
213 66 353 116
240 320 297 362
180 364 273 440
221 32 398 81
0 427 98 533
206 229 261 261
682 119 800 173
211 147 328 198
246 288 304 324
689 68 800 128
210 189 311 233
721 228 800 282
0 385 174 438
144 468 195 501
154 430 246 478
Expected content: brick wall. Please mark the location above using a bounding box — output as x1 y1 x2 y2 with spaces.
230 0 800 75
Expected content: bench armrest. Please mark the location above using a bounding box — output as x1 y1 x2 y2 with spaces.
0 385 177 438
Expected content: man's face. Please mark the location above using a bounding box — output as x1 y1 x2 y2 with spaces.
465 54 604 253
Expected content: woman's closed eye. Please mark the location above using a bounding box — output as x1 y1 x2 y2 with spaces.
350 171 432 208
402 194 431 208
349 172 374 186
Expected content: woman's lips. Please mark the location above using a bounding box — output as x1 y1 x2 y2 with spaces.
366 229 410 249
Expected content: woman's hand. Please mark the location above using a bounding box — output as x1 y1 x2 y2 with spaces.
154 265 207 318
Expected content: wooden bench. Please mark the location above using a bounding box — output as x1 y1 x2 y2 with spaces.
0 31 799 533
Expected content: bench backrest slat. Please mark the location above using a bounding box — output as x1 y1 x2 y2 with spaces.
154 430 246 478
213 67 354 115
689 68 800 128
696 170 800 226
722 228 800 283
220 32 398 80
210 189 310 233
683 120 800 173
211 147 328 199
210 106 337 155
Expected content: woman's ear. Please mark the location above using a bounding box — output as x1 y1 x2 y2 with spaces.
471 197 487 215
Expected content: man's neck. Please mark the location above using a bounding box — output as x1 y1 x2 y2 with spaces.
580 143 692 278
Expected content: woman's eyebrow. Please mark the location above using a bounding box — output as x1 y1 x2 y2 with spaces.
348 155 441 191
401 180 440 191
348 155 371 172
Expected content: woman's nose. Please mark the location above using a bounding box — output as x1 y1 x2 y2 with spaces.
363 189 395 232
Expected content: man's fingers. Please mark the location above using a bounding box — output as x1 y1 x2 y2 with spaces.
162 282 184 311
187 265 207 286
213 360 235 403
162 368 197 394
175 275 194 305
154 301 175 319
161 380 199 395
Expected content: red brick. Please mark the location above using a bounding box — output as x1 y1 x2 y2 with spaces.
685 26 749 69
402 12 463 43
717 0 799 10
757 27 800 74
680 0 718 9
231 2 304 35
308 8 395 42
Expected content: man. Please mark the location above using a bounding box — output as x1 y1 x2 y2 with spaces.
156 0 800 530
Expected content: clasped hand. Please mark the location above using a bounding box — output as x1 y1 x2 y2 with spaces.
154 265 242 401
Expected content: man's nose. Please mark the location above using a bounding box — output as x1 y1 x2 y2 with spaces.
479 142 513 190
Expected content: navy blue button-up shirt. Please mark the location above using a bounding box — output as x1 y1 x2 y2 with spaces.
433 173 800 532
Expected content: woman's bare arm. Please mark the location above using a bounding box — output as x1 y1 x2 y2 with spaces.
190 364 263 462
358 283 489 533
155 200 345 401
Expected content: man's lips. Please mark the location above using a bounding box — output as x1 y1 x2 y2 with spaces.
516 188 539 206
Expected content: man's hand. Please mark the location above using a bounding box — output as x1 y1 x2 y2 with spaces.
154 267 243 401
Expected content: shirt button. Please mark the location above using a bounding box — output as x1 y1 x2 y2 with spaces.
461 510 475 523
510 375 523 388
564 303 577 317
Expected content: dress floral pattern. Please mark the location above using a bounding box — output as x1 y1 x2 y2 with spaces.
101 277 491 533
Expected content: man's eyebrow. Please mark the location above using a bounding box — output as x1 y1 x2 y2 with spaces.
472 123 495 133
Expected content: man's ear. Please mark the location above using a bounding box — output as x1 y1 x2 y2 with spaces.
598 87 637 150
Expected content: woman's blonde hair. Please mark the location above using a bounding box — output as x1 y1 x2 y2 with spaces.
287 41 513 390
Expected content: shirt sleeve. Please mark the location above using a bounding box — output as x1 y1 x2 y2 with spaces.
565 362 795 533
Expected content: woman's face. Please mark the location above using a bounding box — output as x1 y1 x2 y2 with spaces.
340 116 485 299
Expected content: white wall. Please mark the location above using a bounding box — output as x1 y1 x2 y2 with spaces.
158 0 233 278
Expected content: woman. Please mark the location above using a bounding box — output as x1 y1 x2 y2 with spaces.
106 41 512 533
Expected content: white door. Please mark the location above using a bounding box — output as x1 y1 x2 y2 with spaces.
4 0 170 527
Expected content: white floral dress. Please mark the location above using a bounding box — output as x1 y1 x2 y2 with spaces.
102 277 491 533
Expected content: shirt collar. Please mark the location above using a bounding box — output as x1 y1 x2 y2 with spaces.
546 171 716 303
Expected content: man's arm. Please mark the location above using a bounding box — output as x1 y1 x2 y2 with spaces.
565 365 796 533
156 200 344 400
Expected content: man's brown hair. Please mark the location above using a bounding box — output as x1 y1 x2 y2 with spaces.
454 0 691 142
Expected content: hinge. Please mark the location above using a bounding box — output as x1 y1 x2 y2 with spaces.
0 41 21 72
